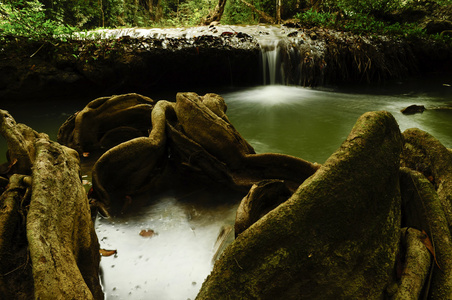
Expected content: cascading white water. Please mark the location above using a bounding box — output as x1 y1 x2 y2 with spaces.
260 39 281 85
256 27 286 85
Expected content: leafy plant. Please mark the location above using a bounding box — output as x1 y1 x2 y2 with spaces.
176 0 216 26
0 0 76 41
296 8 335 27
223 0 258 24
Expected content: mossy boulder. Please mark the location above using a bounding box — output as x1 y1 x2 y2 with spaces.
197 111 403 299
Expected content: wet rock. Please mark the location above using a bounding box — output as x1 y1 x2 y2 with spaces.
197 111 403 299
401 104 426 114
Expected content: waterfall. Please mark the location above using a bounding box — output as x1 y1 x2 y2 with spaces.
257 27 327 87
260 39 281 85
257 28 285 85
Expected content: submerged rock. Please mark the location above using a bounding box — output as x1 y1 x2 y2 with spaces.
401 104 426 114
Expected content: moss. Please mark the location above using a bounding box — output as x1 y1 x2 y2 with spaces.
197 111 403 299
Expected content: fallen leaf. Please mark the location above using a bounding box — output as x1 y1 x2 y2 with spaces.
420 230 441 270
140 229 156 238
100 249 117 257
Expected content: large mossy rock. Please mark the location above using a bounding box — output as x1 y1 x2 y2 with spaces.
0 110 103 299
196 111 403 299
401 128 452 230
61 92 320 214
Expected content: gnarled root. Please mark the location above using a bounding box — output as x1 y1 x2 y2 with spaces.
391 227 432 300
400 167 452 299
0 110 103 299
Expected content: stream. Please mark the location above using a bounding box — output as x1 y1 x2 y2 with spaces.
1 78 451 299
1 23 451 298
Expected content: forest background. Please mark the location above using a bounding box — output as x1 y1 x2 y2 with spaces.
0 0 452 42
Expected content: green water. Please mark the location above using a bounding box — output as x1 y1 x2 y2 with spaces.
1 80 451 165
223 83 452 164
0 80 451 299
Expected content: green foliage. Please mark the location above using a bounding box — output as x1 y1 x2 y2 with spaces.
223 0 258 24
295 0 452 39
0 0 450 42
0 0 76 41
330 0 402 15
296 9 335 27
341 13 424 36
175 0 216 26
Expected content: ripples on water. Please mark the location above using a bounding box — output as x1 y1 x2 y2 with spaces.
0 79 451 299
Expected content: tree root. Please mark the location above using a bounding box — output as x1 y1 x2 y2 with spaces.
0 109 103 299
400 167 452 299
61 92 319 216
391 227 432 300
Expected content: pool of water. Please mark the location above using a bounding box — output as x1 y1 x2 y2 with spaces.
96 195 237 300
224 83 452 164
0 77 451 299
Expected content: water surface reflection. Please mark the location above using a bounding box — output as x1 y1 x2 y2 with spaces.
0 80 450 299
224 84 452 163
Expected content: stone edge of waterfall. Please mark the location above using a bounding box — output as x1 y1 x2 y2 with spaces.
0 25 451 99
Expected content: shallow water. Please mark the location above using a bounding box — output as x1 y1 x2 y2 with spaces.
223 83 452 164
96 196 237 300
0 78 451 299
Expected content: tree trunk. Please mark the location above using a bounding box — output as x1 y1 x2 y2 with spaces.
59 93 319 216
276 0 281 24
203 0 228 25
149 0 163 22
238 0 275 24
